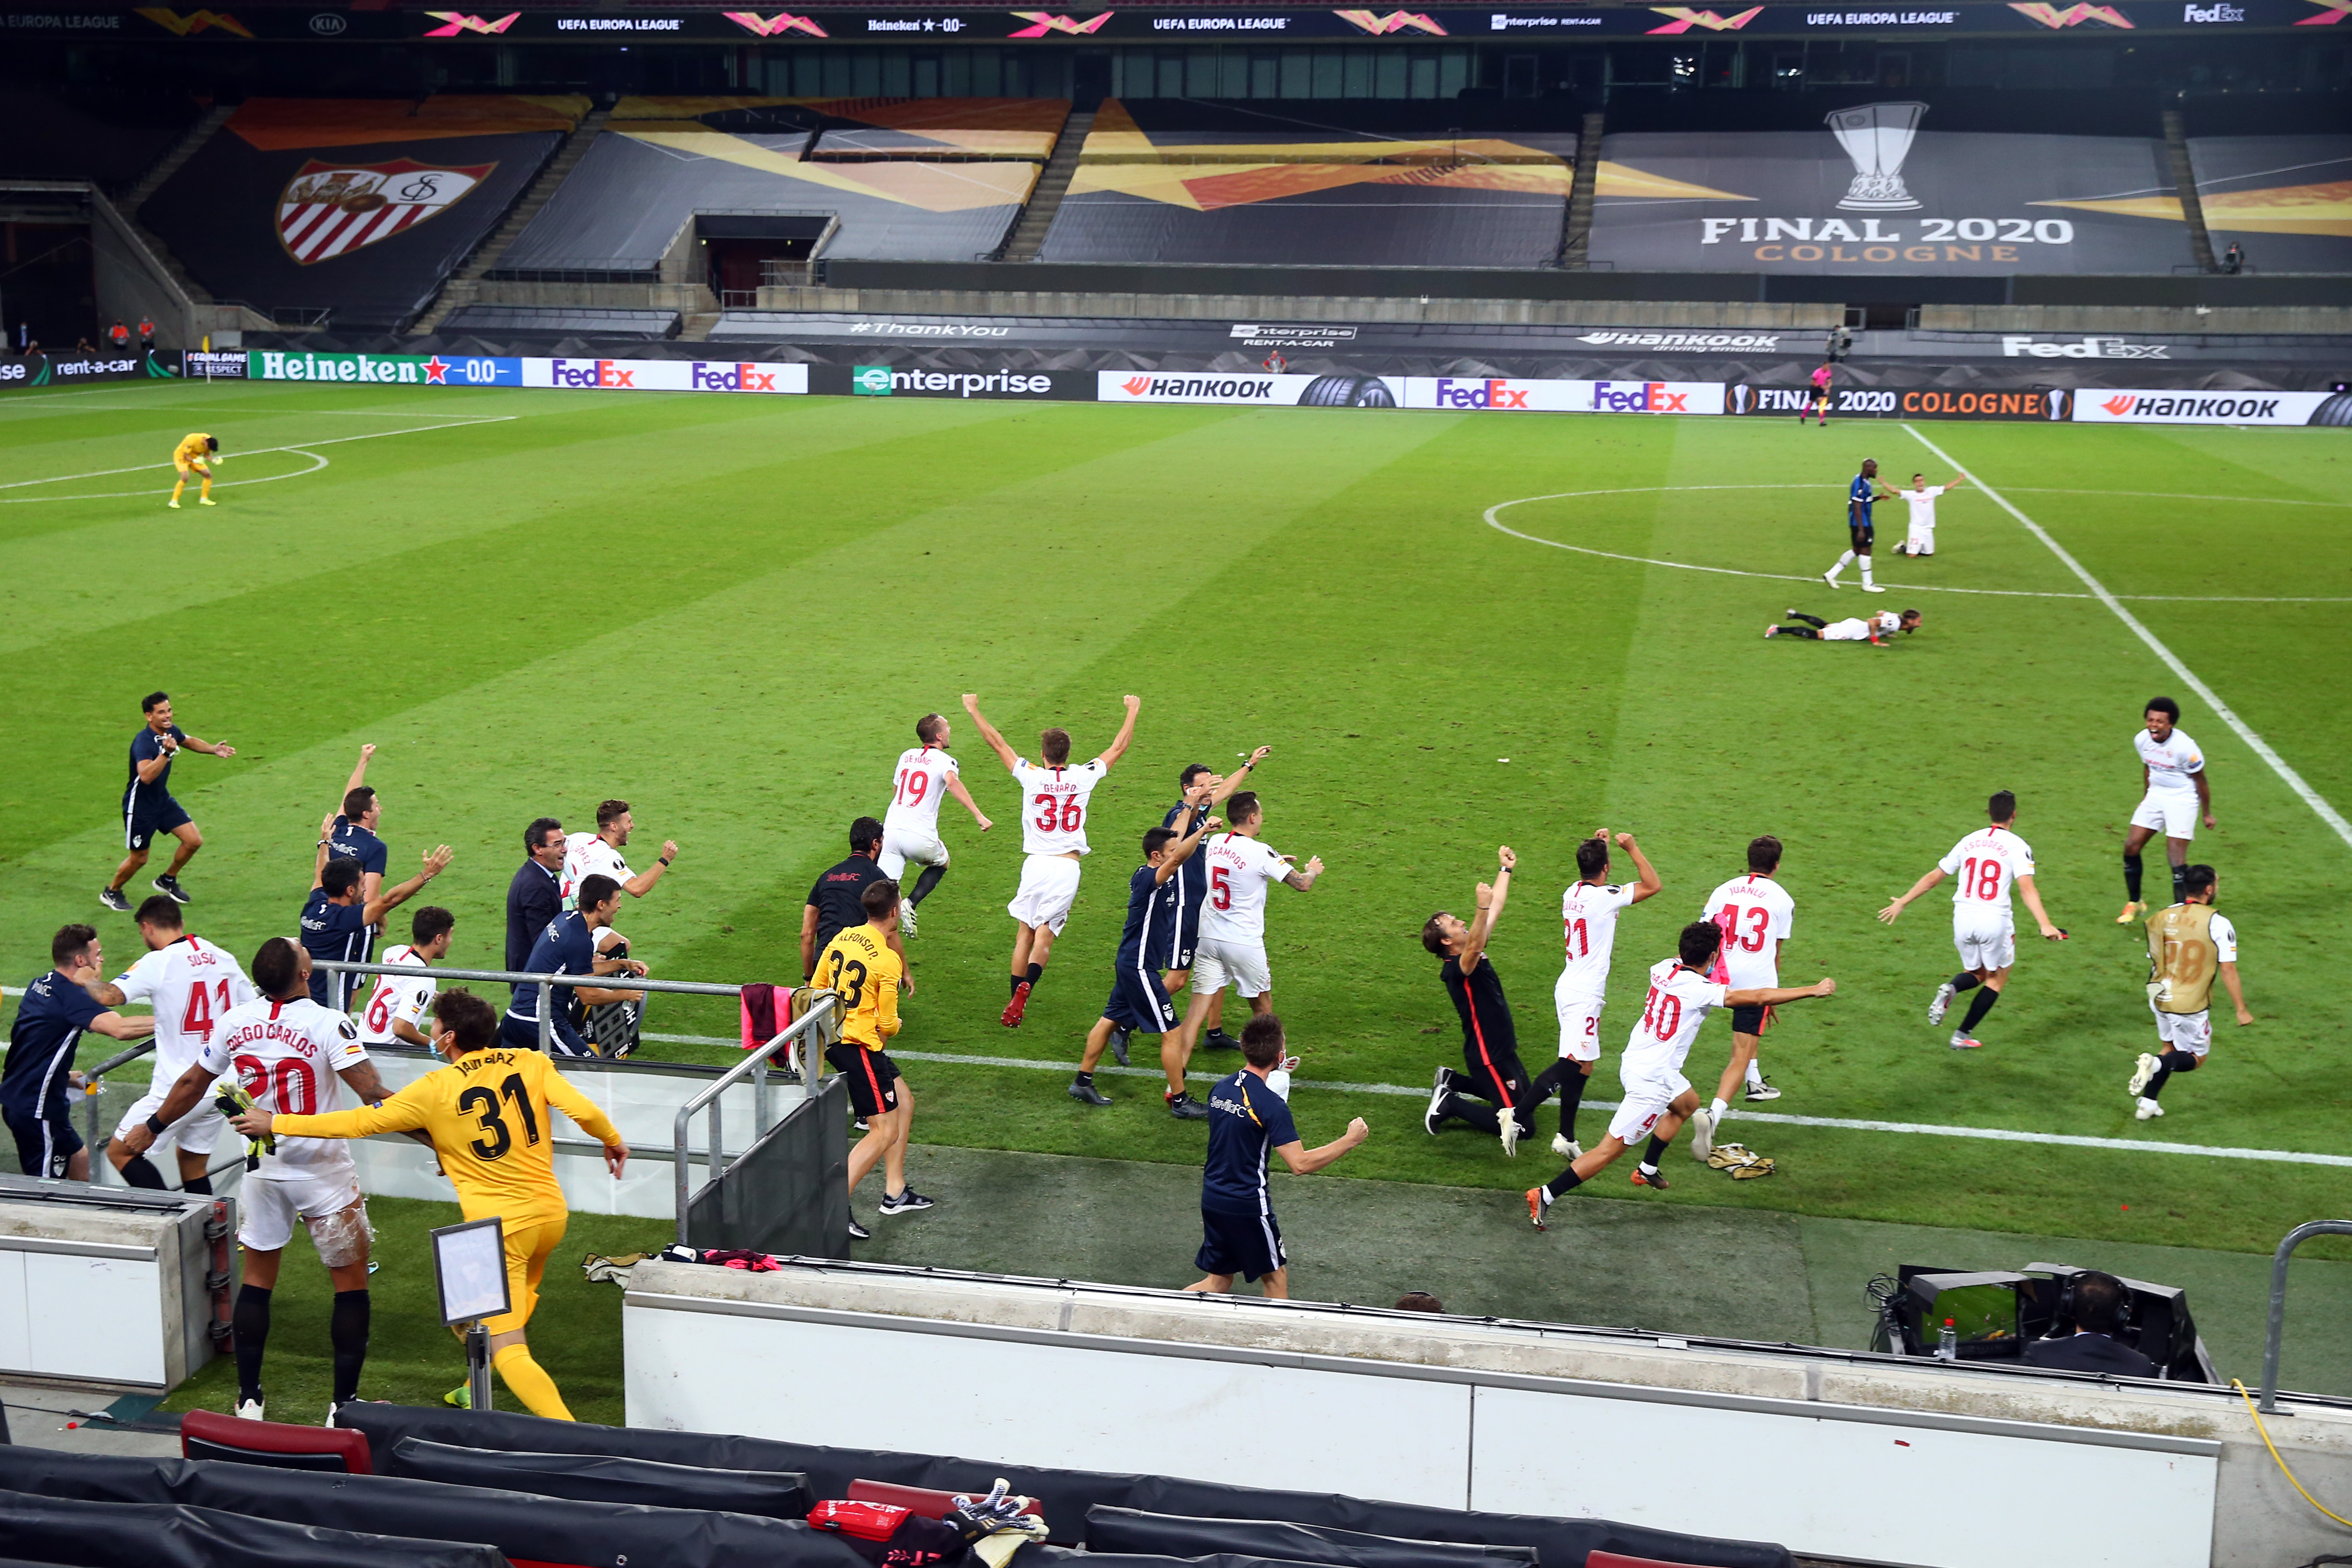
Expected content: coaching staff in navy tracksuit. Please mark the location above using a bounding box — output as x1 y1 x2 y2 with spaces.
4 926 155 1179
1181 1014 1367 1300
101 692 237 914
502 875 645 1057
300 813 452 1011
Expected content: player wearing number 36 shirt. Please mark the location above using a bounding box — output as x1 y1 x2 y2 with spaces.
877 713 993 938
961 691 1140 1029
1879 790 2065 1052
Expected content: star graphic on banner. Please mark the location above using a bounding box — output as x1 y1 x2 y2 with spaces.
423 357 450 383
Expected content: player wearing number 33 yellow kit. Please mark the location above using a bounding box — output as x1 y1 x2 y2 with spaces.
248 988 627 1421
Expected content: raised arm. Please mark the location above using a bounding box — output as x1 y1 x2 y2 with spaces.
1096 694 1142 771
623 842 677 897
1946 474 1967 492
1613 830 1663 903
1275 1117 1368 1175
1877 867 1947 925
1210 747 1271 805
363 845 452 926
312 813 337 890
338 744 374 808
960 694 1019 771
1282 854 1325 893
1458 846 1516 974
1724 977 1836 1008
241 1076 434 1143
181 733 236 759
2014 874 2066 941
945 771 992 831
1152 793 1219 885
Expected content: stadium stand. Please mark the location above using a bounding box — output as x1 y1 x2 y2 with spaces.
2185 136 2352 275
493 98 1052 278
138 97 582 331
0 91 199 188
437 304 682 338
1039 100 1573 267
797 97 1069 161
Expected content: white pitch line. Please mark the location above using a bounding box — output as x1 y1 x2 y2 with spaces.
634 1031 2352 1170
1904 424 2352 851
0 448 329 504
0 416 516 490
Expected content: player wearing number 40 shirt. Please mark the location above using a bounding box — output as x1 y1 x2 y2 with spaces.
243 987 628 1424
1527 922 1835 1230
137 938 416 1423
961 691 1140 1029
95 897 256 1192
877 713 993 938
1878 790 2066 1052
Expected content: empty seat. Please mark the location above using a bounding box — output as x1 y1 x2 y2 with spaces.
181 1409 372 1475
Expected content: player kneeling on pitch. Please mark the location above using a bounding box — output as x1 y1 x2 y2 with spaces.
1766 608 1920 644
2129 865 2252 1121
231 987 630 1421
1525 921 1834 1230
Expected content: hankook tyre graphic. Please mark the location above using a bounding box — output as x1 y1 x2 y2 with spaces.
1295 374 1396 409
2309 393 2352 428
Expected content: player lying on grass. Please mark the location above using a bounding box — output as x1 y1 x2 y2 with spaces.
232 986 629 1421
1878 789 2066 1051
2129 865 2252 1121
1525 920 1835 1231
1069 789 1217 1107
1766 608 1920 644
168 433 219 509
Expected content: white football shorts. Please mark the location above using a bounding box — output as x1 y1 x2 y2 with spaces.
1193 936 1272 1000
2150 1002 2212 1058
1007 854 1083 935
1907 525 1935 556
878 827 948 882
1951 913 2016 974
1554 986 1605 1063
239 1168 366 1255
1607 1069 1690 1146
112 1085 227 1156
2130 788 2198 841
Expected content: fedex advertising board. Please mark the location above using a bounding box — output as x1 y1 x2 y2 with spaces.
521 358 808 394
2072 388 2347 426
1401 377 1725 414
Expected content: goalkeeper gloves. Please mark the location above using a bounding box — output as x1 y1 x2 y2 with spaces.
214 1079 274 1170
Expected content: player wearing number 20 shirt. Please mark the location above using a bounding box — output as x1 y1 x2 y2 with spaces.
197 983 372 1256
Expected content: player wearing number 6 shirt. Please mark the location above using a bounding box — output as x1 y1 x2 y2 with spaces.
95 897 255 1192
1551 831 1662 1161
358 906 454 1049
878 714 993 939
961 691 1140 1029
1696 837 1796 1139
137 938 411 1423
1879 791 2065 1051
1527 921 1834 1229
239 987 629 1423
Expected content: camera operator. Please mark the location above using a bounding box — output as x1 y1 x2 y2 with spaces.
2023 1271 2157 1377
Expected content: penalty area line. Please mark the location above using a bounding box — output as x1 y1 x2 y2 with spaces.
637 1031 2352 1169
1903 423 2352 853
0 416 518 491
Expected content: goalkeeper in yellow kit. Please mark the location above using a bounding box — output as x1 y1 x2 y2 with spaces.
233 988 629 1420
170 433 219 508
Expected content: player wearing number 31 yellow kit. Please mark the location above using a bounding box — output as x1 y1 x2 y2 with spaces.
239 988 628 1421
170 433 218 509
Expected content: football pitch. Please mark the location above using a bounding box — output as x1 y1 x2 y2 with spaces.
7 377 2351 1289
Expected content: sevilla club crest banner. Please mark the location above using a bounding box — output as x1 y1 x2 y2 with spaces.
277 158 492 264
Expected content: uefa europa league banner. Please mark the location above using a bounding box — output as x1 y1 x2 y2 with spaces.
1592 105 2195 276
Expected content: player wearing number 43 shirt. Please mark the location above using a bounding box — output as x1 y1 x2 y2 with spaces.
1879 791 2066 1051
2128 865 2252 1121
961 691 1140 1029
1696 837 1797 1130
240 986 629 1424
1527 921 1834 1229
1550 831 1663 1161
877 713 993 938
94 897 255 1192
136 938 416 1423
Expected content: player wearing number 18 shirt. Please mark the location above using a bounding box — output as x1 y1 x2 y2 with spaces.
1878 791 2065 1051
99 897 255 1192
878 715 994 938
961 691 1140 1029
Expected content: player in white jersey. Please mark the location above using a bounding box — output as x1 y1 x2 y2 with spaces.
95 896 255 1193
358 905 454 1048
559 798 677 917
1695 837 1797 1136
878 713 993 938
2117 696 2213 923
1550 831 1663 1160
961 691 1140 1028
1890 470 1965 558
129 938 409 1421
1879 790 2066 1050
1765 607 1921 644
1161 792 1324 1121
1526 921 1834 1228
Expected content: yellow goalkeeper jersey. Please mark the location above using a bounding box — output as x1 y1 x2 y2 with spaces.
273 1047 622 1223
173 433 214 466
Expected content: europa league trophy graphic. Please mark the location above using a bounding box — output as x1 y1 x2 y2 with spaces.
1828 101 1927 212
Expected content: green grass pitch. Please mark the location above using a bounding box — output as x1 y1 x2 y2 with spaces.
6 379 2352 1418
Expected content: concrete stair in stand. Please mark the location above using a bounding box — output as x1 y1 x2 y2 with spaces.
1001 111 1092 262
412 106 610 334
120 103 236 307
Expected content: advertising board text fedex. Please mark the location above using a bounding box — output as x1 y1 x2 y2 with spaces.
548 358 637 388
1592 381 1690 413
1434 378 1531 410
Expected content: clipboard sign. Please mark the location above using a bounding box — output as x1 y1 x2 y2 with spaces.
430 1216 511 1327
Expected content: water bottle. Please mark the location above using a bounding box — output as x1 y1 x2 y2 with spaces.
1936 1318 1959 1361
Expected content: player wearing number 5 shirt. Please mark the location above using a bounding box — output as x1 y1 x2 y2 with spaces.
1879 790 2065 1052
961 691 1140 1029
878 714 993 938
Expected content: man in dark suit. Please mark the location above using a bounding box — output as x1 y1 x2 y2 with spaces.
2023 1272 2158 1377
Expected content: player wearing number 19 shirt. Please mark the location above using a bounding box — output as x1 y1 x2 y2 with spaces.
1878 791 2065 1051
961 691 1141 1029
878 714 993 938
1551 832 1662 1160
99 896 255 1192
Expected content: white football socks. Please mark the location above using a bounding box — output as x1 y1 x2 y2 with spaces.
1861 559 1876 588
1746 1061 1765 1088
1828 549 1854 579
1709 1096 1730 1120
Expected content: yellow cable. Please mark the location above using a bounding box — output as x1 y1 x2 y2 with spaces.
2232 1378 2352 1530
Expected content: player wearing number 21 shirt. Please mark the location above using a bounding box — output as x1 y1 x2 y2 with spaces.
878 713 993 939
1878 790 2065 1052
960 691 1140 1029
98 897 256 1192
1550 831 1663 1161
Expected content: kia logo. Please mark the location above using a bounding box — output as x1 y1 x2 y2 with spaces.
309 12 347 32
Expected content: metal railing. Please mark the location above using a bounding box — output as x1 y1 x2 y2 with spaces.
2259 1219 2352 1412
673 993 839 1244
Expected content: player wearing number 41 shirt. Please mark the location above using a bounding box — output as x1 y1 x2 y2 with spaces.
961 691 1140 1029
1879 791 2066 1051
878 713 993 938
1528 921 1835 1229
137 938 416 1423
94 897 256 1192
1550 831 1663 1161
